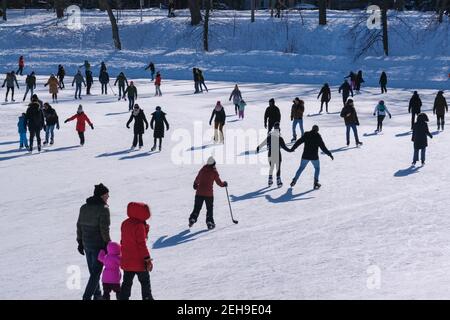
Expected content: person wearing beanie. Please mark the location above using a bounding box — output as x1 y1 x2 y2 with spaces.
229 84 243 115
64 105 94 146
154 71 162 96
340 99 362 146
189 157 228 230
98 241 121 300
209 101 226 143
290 97 305 142
257 122 291 187
412 113 433 165
57 64 66 89
150 106 169 151
379 71 387 94
44 74 60 103
17 112 29 150
338 79 353 106
373 100 392 133
123 81 138 111
23 71 36 102
114 72 129 101
238 99 246 120
72 70 86 100
2 71 19 102
264 98 281 133
126 104 148 150
76 183 111 300
409 91 422 130
25 96 45 153
317 83 331 113
289 125 333 189
433 91 448 131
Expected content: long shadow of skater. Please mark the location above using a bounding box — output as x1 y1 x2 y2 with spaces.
363 132 378 137
230 186 277 202
265 188 315 203
395 131 412 137
105 111 130 116
228 119 240 123
187 144 215 152
119 151 158 160
431 131 440 136
97 149 131 158
153 229 209 249
0 148 23 155
0 153 27 161
306 113 322 117
239 149 258 156
45 145 80 153
323 146 358 154
394 165 422 177
0 141 19 146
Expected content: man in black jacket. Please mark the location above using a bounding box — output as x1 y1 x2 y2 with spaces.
25 96 45 153
23 71 36 101
76 183 111 300
289 125 334 189
409 91 422 130
338 79 353 106
264 98 281 132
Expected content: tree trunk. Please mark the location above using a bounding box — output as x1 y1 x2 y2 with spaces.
251 0 255 22
438 0 448 23
382 0 389 56
99 0 122 50
55 0 65 19
188 0 202 25
2 0 7 21
318 0 326 25
203 0 210 51
395 0 405 11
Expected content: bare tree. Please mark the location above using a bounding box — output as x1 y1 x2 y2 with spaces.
382 0 389 55
318 0 327 25
395 0 405 11
99 0 122 50
251 0 255 22
203 0 211 51
2 0 7 21
189 0 202 25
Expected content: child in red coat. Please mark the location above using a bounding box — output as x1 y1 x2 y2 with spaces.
154 72 162 96
119 202 154 300
64 105 94 146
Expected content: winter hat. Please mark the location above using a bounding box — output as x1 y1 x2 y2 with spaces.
269 98 275 104
77 105 83 113
156 106 161 111
106 241 121 255
379 100 385 105
130 81 134 85
312 125 319 132
94 183 109 197
207 156 216 166
214 101 222 111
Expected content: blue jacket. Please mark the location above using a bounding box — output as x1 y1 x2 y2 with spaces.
18 116 27 134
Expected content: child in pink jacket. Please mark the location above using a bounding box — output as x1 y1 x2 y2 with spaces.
98 241 121 300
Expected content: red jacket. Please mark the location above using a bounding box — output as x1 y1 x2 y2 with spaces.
154 75 161 86
66 112 92 132
120 202 151 272
194 165 225 197
19 57 24 68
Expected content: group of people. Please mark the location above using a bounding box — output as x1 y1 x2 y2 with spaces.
193 67 208 94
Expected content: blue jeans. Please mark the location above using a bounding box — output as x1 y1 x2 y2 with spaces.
292 119 304 139
293 159 320 181
45 124 55 143
128 97 135 110
346 124 360 145
413 148 426 163
82 248 103 300
19 132 28 147
75 84 82 98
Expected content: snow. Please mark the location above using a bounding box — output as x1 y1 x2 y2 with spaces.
0 9 449 300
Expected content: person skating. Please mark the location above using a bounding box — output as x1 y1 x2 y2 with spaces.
42 103 60 146
17 56 25 76
150 106 169 151
97 241 121 300
412 113 433 166
72 70 86 100
229 84 242 115
25 96 45 153
44 74 60 103
123 81 138 111
114 72 129 100
209 101 226 143
338 79 353 106
145 62 155 81
126 104 148 150
189 156 228 230
290 97 305 142
289 125 334 189
408 91 422 130
86 69 93 95
379 71 387 94
238 99 246 119
264 98 281 132
340 99 362 146
168 0 176 17
154 71 162 96
120 202 154 300
79 60 91 79
99 61 107 75
345 71 356 89
317 83 331 113
57 64 65 89
23 71 36 101
2 71 20 102
17 113 29 150
99 69 110 95
355 70 364 93
193 68 200 93
64 105 94 146
256 122 290 187
373 100 391 133
198 68 208 92
433 91 448 131
76 183 111 300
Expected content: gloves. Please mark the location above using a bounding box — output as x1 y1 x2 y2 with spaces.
223 181 228 187
264 124 267 129
126 125 130 129
77 242 84 256
167 126 169 131
256 146 260 153
209 121 212 126
64 119 69 123
57 124 60 130
90 124 94 130
146 125 149 130
144 258 153 272
373 113 375 116
389 114 392 119
330 155 334 160
193 183 198 190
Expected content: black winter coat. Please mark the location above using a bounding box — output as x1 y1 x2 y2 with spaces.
258 132 290 161
127 109 148 134
318 85 331 102
292 131 332 160
99 71 109 84
409 94 422 114
264 104 281 127
379 72 387 85
26 75 36 89
433 94 448 116
26 102 45 131
412 115 432 149
210 108 226 125
86 70 93 85
77 196 111 250
339 81 353 97
340 105 359 126
43 107 59 126
151 111 169 138
114 74 128 87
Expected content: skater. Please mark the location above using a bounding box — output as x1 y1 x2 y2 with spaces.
408 91 422 130
340 99 362 146
80 60 91 79
275 0 282 18
168 0 176 17
433 91 448 131
189 156 228 230
99 61 107 75
86 69 93 95
264 98 281 132
114 72 129 100
2 72 20 102
193 68 200 93
31 94 44 109
97 242 121 300
256 122 290 188
290 97 304 142
72 70 86 100
145 62 155 81
238 99 246 119
23 71 36 101
209 101 226 143
64 105 94 146
154 72 162 96
379 71 387 94
76 183 111 300
229 84 242 115
150 106 169 151
17 113 29 150
373 100 392 132
289 125 334 189
355 70 365 93
17 56 25 76
123 81 138 111
412 113 433 166
126 104 148 150
25 96 45 153
44 74 60 103
317 83 331 113
120 202 154 300
345 71 356 89
42 103 60 146
198 68 208 92
57 64 65 89
338 79 353 106
99 69 110 95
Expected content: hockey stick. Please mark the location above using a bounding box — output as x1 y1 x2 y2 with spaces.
225 186 238 224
